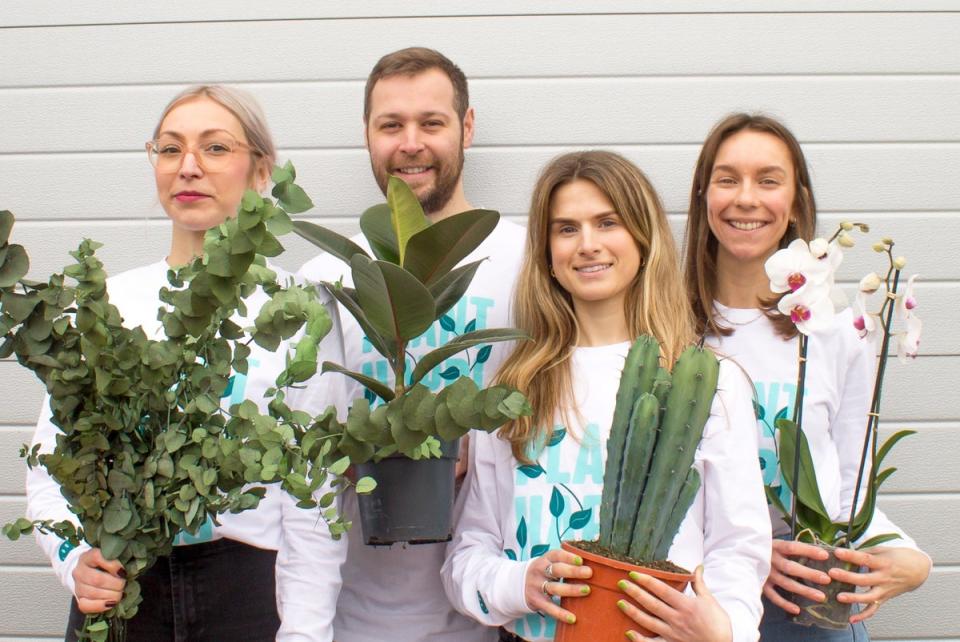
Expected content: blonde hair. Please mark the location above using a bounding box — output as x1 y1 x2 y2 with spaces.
153 84 277 178
497 151 695 462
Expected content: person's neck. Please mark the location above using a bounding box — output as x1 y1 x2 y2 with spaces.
573 299 631 347
426 185 472 222
167 227 205 267
714 252 772 309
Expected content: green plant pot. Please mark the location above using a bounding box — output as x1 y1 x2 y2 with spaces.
355 438 460 545
790 543 858 630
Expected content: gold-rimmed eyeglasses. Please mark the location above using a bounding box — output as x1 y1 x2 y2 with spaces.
145 134 259 174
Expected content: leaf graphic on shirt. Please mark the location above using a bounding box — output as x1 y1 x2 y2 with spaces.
775 406 790 422
549 487 565 518
517 516 528 549
504 548 517 561
547 427 566 447
518 464 544 479
475 344 492 365
464 318 477 334
752 398 764 421
530 544 550 558
439 314 457 332
477 591 490 615
568 507 592 531
439 366 461 380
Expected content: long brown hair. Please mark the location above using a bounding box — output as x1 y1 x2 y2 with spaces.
497 151 695 462
683 113 817 339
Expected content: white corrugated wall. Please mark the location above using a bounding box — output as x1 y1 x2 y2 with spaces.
1 3 957 639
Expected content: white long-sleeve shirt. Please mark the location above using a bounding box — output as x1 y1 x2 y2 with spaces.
296 218 526 642
24 258 347 641
441 342 772 642
707 303 923 550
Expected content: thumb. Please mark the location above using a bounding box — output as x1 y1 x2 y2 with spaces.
691 565 710 597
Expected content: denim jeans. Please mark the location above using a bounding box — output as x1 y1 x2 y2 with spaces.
760 594 870 642
66 538 280 642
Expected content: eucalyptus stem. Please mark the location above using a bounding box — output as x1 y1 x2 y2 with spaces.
846 265 901 543
790 333 809 538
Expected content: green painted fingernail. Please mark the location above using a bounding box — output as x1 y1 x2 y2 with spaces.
617 579 629 590
617 599 628 611
573 555 583 566
628 571 641 582
566 614 576 624
626 632 639 642
580 585 590 595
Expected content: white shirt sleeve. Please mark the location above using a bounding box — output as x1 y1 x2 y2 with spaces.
442 430 532 626
700 363 773 642
25 396 90 596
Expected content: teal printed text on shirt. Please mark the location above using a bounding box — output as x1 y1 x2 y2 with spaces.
754 379 801 508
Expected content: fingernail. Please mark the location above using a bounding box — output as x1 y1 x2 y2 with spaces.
626 632 639 642
566 614 576 624
815 592 826 603
628 571 642 582
572 555 583 566
117 568 127 579
580 585 590 595
105 601 117 608
617 579 629 590
617 599 628 612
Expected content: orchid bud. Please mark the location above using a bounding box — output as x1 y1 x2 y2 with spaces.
882 237 893 245
837 231 855 248
872 242 887 252
857 223 870 233
893 256 907 270
809 238 829 258
840 221 854 231
859 272 882 293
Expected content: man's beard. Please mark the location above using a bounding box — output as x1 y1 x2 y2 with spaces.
371 144 464 216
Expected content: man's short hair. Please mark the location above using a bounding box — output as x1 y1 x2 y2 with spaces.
363 47 469 123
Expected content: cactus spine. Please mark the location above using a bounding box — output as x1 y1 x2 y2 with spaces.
597 336 720 562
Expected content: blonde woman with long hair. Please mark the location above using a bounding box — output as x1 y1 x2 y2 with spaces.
442 151 771 642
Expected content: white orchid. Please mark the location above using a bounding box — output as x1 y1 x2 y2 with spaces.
852 290 881 345
765 238 834 295
778 285 835 335
895 274 922 362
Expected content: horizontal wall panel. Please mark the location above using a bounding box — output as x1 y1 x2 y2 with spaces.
4 76 960 153
0 568 70 637
5 1 959 27
875 495 959 564
880 424 960 494
2 145 957 226
870 567 960 638
3 14 960 88
0 428 36 494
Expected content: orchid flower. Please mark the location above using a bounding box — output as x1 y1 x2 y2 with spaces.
895 275 922 362
766 238 833 295
852 290 881 346
778 285 835 335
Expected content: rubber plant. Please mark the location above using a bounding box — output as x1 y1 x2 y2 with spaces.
763 223 918 630
555 335 720 642
0 163 378 642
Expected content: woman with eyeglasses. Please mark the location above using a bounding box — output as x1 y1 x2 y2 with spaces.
25 85 345 642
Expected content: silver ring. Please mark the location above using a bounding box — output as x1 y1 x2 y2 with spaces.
541 580 550 596
545 563 558 580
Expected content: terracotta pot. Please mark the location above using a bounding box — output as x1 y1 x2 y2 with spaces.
554 541 692 641
790 543 857 630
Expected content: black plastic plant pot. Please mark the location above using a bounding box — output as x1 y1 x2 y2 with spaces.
790 543 858 630
355 438 460 546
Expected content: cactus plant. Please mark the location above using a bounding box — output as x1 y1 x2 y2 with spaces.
597 335 719 563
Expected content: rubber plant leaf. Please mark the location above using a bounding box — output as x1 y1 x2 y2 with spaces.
409 328 529 388
292 220 370 266
321 282 395 360
429 260 485 319
359 204 399 264
403 209 499 285
350 255 436 342
321 361 395 403
386 176 430 266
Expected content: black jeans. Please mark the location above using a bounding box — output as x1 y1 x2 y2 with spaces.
66 538 280 642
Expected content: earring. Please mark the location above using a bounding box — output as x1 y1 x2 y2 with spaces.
549 266 556 278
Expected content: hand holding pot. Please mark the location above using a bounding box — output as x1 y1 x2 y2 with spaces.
523 548 592 624
763 538 831 614
72 548 126 614
616 565 731 642
830 545 931 623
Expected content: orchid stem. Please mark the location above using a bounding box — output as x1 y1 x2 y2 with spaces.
846 265 901 543
790 334 809 538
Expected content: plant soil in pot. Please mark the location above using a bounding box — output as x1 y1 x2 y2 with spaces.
356 439 460 545
554 541 691 641
789 543 858 630
552 337 718 641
